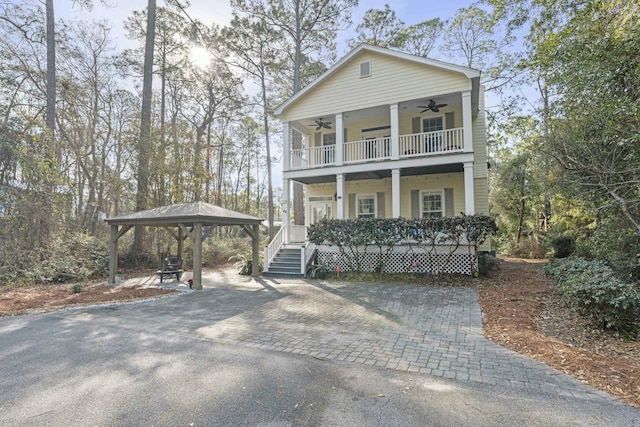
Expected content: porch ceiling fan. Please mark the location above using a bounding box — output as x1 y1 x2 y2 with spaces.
309 118 332 130
418 99 448 113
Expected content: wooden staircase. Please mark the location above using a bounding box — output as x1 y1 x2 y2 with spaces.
263 246 304 277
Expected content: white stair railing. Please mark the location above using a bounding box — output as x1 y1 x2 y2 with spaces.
263 226 285 272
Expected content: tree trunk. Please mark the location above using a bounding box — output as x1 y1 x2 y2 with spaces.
261 76 274 239
45 0 55 135
516 197 525 244
133 0 157 254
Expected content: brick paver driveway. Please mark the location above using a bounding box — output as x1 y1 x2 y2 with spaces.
2 270 639 426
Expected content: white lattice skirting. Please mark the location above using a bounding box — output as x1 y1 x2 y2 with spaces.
315 245 477 275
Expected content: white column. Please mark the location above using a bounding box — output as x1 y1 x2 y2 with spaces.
335 113 344 166
390 103 399 160
283 122 291 171
283 178 291 243
463 161 475 215
391 169 401 217
462 91 473 152
336 173 345 219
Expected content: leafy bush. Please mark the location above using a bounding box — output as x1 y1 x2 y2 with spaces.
307 215 497 274
551 234 576 258
544 257 640 333
229 251 262 276
72 284 83 294
478 252 502 276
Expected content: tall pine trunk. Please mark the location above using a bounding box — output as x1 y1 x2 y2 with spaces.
133 0 157 255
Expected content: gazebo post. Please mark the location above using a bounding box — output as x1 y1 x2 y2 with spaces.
108 225 118 285
177 227 184 261
252 224 260 277
108 224 132 285
192 222 203 290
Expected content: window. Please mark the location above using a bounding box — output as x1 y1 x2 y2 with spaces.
421 190 444 218
357 194 376 218
360 61 371 77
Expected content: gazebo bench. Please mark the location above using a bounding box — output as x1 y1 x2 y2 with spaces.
157 254 182 283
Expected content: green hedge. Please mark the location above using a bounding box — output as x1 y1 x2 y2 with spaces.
307 215 497 274
544 257 640 333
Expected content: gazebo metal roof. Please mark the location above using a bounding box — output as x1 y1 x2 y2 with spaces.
105 201 262 227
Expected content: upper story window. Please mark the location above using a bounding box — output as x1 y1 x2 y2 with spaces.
360 61 371 78
322 132 336 146
357 194 376 218
421 190 444 218
423 117 443 132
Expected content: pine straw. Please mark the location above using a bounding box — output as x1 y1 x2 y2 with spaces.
479 257 640 407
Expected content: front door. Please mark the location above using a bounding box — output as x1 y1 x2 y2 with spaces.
310 202 333 224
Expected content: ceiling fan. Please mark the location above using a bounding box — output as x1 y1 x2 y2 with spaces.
309 118 332 130
418 99 448 113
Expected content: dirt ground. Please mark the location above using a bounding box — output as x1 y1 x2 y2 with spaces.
0 275 177 317
0 259 638 407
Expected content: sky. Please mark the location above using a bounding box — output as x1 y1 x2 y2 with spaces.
58 0 480 55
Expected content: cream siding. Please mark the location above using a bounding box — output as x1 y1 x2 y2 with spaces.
472 86 488 179
280 51 470 123
474 177 489 215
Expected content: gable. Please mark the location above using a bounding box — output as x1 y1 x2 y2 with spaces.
278 50 472 123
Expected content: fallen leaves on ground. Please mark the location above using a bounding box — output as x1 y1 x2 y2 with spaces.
479 256 640 407
0 280 177 317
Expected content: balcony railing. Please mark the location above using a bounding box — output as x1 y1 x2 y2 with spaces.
399 128 463 157
344 137 391 163
290 145 335 170
288 128 463 170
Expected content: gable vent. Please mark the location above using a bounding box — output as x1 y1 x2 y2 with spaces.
360 61 371 78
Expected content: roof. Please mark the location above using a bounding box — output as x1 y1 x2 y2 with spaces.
105 201 263 227
274 43 481 116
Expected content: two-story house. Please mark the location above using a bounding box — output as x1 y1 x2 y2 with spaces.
265 44 489 275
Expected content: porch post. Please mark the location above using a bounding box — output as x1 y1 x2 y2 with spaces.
462 91 473 152
390 103 399 160
283 178 291 243
391 169 401 217
463 161 475 215
283 122 290 171
335 113 344 166
336 173 345 219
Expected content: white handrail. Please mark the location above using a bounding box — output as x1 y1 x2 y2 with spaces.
400 128 463 157
290 146 336 169
263 226 285 272
344 137 391 163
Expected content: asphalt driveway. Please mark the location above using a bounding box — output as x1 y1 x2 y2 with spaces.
0 271 638 426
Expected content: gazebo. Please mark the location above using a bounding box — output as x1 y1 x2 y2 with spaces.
105 201 263 290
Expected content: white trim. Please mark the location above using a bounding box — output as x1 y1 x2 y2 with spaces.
356 193 377 218
274 44 481 116
392 169 401 218
420 190 445 218
336 173 345 219
463 162 475 214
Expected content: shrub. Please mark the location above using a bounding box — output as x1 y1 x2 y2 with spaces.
229 251 262 276
544 257 640 333
478 252 502 276
551 234 576 258
71 284 83 294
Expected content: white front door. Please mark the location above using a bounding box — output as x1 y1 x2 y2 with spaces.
310 202 333 224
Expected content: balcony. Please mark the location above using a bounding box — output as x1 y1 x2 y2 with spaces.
288 128 464 171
